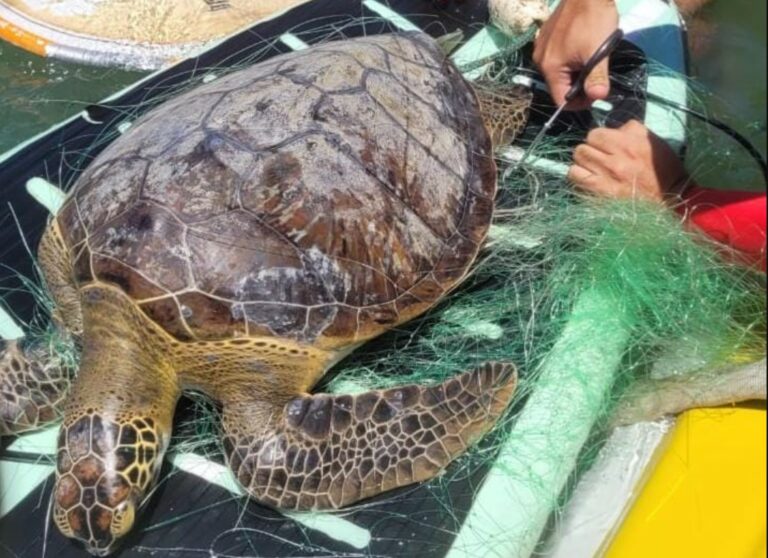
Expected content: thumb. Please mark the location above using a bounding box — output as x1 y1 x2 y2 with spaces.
546 70 572 107
584 58 610 101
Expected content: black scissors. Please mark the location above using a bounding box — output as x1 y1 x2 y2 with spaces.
519 28 625 165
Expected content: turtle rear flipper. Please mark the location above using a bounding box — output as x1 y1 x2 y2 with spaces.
0 339 73 435
474 83 533 148
222 362 517 510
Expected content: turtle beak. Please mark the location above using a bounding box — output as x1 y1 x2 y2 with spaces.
86 545 117 557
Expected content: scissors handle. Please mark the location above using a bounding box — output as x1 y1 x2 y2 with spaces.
564 28 624 103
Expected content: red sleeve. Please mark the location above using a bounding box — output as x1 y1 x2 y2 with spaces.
677 186 766 271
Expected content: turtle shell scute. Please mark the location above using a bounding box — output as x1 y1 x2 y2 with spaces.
55 32 496 347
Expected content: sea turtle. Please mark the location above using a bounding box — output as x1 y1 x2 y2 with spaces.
0 32 532 555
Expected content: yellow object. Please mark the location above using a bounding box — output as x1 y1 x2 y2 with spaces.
606 406 767 558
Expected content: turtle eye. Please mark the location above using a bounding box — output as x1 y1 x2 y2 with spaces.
110 500 135 537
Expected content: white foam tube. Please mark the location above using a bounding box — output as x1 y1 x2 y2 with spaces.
0 307 25 340
447 285 632 558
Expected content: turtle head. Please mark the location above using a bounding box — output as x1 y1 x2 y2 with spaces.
53 413 168 555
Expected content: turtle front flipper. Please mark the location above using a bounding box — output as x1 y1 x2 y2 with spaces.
221 362 517 510
0 337 74 435
1 221 82 435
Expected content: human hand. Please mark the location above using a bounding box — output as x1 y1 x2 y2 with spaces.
568 120 691 203
533 0 619 110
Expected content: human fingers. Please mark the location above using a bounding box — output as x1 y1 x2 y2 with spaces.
533 0 619 110
617 119 652 140
567 162 592 186
533 2 589 108
586 121 651 157
584 127 623 153
545 66 575 107
573 143 612 174
567 162 594 188
567 163 623 197
584 57 611 102
549 57 611 111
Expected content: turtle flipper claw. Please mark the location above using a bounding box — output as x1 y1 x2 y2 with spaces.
222 361 517 510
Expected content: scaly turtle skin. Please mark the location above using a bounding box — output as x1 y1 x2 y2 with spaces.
0 32 531 555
